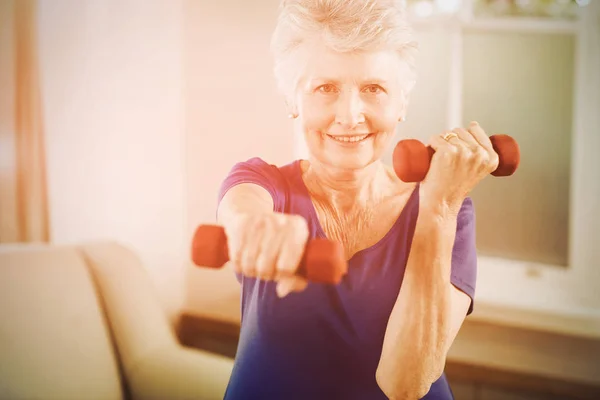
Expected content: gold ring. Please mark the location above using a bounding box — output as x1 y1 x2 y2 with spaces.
442 132 458 142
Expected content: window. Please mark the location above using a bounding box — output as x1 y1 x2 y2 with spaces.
393 0 586 268
463 30 575 267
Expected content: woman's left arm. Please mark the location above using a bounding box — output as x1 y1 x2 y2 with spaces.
375 204 471 400
376 122 499 400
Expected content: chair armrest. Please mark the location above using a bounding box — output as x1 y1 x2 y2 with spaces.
78 242 176 373
129 345 234 400
78 241 234 399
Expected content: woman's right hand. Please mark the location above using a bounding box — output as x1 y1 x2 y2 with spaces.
223 212 310 298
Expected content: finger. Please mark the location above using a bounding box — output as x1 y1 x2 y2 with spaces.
255 222 282 281
467 122 499 171
467 121 494 154
276 277 293 298
451 127 479 150
452 126 492 169
275 215 309 274
289 276 308 292
276 275 308 298
238 223 264 278
224 220 246 275
429 132 458 153
441 130 469 153
240 248 259 278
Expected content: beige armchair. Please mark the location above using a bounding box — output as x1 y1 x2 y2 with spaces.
0 241 234 400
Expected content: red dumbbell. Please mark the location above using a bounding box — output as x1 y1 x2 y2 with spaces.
190 224 348 285
392 133 520 182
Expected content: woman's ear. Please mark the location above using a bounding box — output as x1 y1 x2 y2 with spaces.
284 97 298 119
397 91 410 122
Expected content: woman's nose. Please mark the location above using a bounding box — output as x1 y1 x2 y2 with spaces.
334 90 365 129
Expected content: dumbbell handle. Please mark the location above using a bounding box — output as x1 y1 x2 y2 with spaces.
393 134 520 182
191 224 348 284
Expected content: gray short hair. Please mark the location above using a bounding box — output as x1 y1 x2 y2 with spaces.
270 0 418 102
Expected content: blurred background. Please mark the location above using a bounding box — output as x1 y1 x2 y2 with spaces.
1 0 599 399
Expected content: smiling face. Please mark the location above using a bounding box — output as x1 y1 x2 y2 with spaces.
291 40 413 172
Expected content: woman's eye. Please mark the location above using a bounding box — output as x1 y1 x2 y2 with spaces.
317 84 337 94
363 85 383 94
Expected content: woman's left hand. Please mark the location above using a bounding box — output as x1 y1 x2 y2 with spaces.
420 121 499 216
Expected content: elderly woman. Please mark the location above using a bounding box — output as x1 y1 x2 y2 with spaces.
216 0 499 399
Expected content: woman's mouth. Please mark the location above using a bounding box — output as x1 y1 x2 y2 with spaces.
325 133 373 143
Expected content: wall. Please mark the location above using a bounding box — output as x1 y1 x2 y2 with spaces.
182 0 295 313
35 0 294 319
37 0 187 318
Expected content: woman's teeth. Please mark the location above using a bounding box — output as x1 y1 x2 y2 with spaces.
327 134 370 143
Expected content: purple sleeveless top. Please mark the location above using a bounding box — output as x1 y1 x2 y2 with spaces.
217 157 477 400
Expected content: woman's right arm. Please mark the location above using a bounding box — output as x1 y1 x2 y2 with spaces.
216 183 310 297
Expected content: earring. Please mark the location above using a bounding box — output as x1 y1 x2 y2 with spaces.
399 116 406 122
287 112 298 119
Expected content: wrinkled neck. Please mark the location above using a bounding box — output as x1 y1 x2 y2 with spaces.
301 159 392 212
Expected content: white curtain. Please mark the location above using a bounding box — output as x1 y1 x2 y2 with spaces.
0 0 50 244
